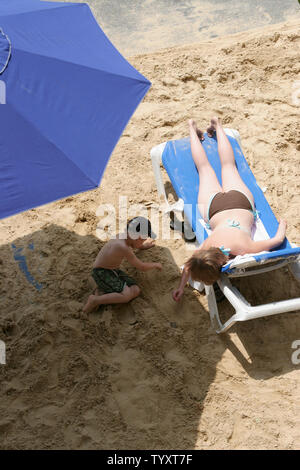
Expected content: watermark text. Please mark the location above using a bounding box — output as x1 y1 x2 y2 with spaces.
0 340 6 365
0 80 6 104
291 340 300 365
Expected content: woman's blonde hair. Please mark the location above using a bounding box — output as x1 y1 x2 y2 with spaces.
185 247 227 285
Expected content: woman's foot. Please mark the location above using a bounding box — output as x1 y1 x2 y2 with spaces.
207 116 221 137
83 294 101 314
188 119 205 141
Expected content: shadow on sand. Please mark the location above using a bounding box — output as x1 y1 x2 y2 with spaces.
0 223 299 449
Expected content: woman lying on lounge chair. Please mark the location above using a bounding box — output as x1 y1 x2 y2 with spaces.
173 117 287 301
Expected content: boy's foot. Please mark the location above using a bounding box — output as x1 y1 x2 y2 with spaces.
83 294 101 314
207 116 221 137
188 119 205 141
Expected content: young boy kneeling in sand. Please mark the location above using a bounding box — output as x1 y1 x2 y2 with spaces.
83 217 162 313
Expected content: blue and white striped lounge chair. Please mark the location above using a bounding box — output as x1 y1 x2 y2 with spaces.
151 129 300 333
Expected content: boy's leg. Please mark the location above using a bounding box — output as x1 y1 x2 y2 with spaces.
211 117 254 205
189 119 222 220
83 285 140 314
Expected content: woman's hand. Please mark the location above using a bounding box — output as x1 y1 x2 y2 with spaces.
275 219 287 244
172 288 184 302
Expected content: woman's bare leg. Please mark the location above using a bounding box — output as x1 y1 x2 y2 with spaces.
209 117 254 204
189 119 222 219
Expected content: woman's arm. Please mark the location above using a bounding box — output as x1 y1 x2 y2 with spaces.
172 266 190 302
248 219 287 254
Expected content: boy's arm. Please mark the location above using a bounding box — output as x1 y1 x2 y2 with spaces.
172 266 190 302
138 239 155 250
125 248 162 272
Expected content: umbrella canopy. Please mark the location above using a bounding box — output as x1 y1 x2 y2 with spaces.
0 0 151 219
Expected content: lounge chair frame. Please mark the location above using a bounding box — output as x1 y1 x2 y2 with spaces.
150 129 300 333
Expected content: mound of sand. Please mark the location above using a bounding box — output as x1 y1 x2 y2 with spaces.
0 19 300 450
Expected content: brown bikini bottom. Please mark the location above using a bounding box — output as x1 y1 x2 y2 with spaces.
208 190 253 220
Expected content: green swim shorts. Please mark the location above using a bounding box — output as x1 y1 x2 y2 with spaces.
92 267 137 294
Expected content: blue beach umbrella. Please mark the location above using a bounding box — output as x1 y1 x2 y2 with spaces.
0 0 151 219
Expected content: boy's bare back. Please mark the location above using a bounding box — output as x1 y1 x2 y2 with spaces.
93 235 130 270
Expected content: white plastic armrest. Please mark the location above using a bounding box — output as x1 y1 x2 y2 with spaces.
151 143 185 214
181 265 205 292
150 143 167 201
189 278 205 292
224 128 242 148
164 198 185 214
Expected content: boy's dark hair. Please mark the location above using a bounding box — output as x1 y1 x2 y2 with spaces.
126 216 156 239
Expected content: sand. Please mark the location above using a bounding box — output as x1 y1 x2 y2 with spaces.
68 0 300 57
0 18 300 450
